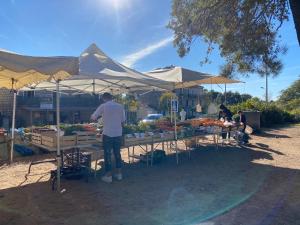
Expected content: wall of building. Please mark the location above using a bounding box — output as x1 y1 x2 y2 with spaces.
0 88 13 128
0 88 13 116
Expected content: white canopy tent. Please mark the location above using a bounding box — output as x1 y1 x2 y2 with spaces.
145 66 213 89
26 44 173 94
17 44 174 191
182 76 244 104
0 49 77 163
146 67 244 104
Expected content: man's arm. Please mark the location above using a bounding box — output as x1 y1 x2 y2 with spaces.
91 104 104 121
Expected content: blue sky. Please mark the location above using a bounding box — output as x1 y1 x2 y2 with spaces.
0 0 299 100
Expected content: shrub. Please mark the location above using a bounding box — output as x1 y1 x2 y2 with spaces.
228 98 298 127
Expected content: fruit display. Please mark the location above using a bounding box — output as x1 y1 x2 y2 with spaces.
186 118 225 127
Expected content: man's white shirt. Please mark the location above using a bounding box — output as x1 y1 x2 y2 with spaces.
91 101 125 137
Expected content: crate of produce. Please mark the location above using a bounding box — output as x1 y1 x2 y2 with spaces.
41 133 76 147
75 131 97 145
31 133 42 145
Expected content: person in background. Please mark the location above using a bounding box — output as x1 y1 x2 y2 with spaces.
219 104 233 121
238 110 247 132
91 92 125 183
218 110 225 121
219 104 233 140
180 108 186 122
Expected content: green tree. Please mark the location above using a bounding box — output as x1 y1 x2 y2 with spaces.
168 0 293 77
278 77 300 111
159 92 176 115
278 78 300 102
202 89 252 105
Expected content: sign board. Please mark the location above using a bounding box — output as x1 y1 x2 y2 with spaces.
40 103 53 109
36 91 53 109
171 99 178 112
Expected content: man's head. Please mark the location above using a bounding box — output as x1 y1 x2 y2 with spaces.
238 110 242 115
220 104 225 110
102 92 113 102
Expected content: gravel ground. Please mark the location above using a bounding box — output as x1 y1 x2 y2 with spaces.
0 124 299 225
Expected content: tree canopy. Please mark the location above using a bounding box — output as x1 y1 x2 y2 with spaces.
168 0 293 77
278 77 300 111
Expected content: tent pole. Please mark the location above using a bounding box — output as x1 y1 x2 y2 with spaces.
92 78 95 95
170 99 172 123
56 80 61 192
174 109 178 165
265 74 268 103
224 84 227 105
10 91 17 163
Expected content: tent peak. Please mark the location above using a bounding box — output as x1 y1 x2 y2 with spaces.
0 48 18 55
81 43 107 57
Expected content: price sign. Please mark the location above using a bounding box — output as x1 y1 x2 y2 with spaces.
171 99 178 112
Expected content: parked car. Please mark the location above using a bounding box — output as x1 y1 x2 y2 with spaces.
142 114 163 123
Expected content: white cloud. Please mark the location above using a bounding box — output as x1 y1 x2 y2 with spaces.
121 36 173 67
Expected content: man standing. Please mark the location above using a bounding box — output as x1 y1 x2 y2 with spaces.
91 93 125 183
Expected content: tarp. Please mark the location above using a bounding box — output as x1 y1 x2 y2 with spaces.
0 67 49 90
145 66 213 89
0 49 78 75
0 49 78 163
25 44 173 93
145 67 244 88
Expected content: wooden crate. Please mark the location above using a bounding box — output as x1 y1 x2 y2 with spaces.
75 131 97 145
41 133 76 147
31 133 42 145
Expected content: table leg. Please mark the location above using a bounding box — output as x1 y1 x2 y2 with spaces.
61 150 64 168
175 140 179 165
151 143 154 166
76 147 80 167
146 144 149 167
132 146 135 163
127 147 130 164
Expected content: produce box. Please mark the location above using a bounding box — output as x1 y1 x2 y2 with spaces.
41 133 76 147
31 133 42 145
0 142 8 160
75 131 97 145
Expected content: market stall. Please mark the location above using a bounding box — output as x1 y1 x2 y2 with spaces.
0 48 78 163
18 44 174 191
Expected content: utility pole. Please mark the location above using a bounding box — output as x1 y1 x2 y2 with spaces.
265 74 268 103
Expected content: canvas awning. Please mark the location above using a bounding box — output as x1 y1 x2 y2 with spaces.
0 67 49 90
0 49 78 76
26 44 173 93
181 76 243 88
145 66 213 89
0 49 78 164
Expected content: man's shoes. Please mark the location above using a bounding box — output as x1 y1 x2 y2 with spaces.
101 175 112 183
114 173 122 181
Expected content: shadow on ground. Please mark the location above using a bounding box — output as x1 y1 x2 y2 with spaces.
0 145 299 225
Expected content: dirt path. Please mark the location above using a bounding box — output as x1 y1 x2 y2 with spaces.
0 124 299 225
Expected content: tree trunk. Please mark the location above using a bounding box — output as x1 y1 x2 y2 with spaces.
289 0 300 45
